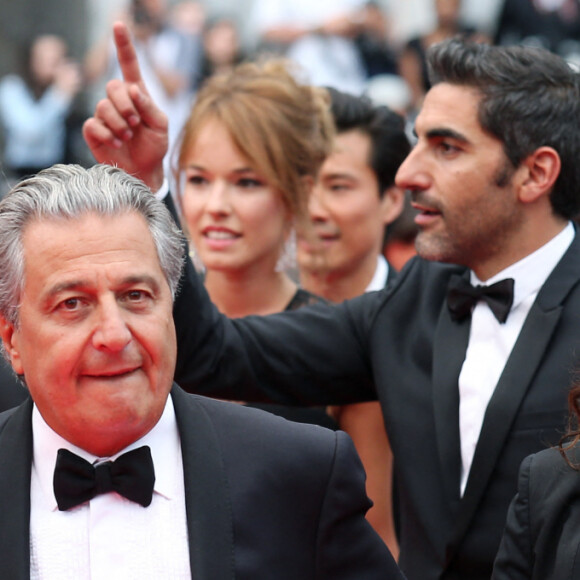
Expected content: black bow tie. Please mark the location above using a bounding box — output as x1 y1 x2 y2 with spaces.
53 445 155 511
447 274 515 323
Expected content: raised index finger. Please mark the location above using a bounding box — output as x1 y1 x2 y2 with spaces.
112 21 146 90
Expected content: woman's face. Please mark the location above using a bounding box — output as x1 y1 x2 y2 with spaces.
180 118 291 274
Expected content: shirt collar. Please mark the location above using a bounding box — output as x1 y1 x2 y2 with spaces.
32 394 181 511
365 254 390 293
470 221 575 309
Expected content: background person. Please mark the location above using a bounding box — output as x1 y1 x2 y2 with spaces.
176 58 332 318
399 0 488 113
297 87 410 554
0 34 81 188
250 0 368 94
492 377 580 579
172 57 338 429
494 0 580 60
193 16 245 91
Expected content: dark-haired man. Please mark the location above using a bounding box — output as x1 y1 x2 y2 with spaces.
297 88 410 554
298 87 410 300
84 24 580 579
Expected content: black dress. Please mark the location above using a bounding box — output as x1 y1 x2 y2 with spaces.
246 288 339 430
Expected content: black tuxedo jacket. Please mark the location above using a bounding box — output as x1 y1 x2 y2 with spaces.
492 445 580 579
171 232 580 579
0 386 402 579
0 357 28 412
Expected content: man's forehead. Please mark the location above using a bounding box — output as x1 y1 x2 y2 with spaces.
415 83 484 137
21 212 162 278
22 210 149 242
326 131 372 167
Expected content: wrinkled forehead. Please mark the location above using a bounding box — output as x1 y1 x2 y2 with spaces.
20 212 168 294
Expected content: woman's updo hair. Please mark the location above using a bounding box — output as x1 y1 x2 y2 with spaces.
176 58 334 222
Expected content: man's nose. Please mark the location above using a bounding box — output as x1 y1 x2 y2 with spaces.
92 301 132 352
395 146 430 192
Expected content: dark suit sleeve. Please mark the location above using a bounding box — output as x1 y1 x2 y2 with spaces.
167 195 381 406
316 430 405 579
491 454 534 580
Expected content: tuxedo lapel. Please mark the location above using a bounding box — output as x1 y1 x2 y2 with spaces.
385 260 397 286
432 275 471 510
171 387 235 580
0 399 33 580
0 387 236 579
448 232 580 555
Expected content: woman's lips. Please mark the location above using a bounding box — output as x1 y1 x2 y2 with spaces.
201 227 240 250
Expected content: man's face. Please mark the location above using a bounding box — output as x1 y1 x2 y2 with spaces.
395 83 524 280
297 130 402 279
0 212 176 456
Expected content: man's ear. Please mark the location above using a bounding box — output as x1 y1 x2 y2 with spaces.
518 146 561 204
380 185 405 225
0 315 23 375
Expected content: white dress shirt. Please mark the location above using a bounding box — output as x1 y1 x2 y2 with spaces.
365 254 390 292
458 222 574 494
30 396 191 579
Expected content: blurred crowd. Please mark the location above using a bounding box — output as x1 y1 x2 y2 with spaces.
2 0 580 195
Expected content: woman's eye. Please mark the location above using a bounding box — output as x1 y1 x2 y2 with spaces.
237 178 263 188
187 175 207 186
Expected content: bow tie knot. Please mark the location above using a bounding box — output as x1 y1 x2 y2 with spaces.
447 274 515 323
53 445 155 511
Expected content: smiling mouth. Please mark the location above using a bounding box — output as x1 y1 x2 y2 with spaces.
203 230 240 240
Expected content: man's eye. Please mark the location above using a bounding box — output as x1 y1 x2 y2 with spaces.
123 290 155 306
438 142 459 154
126 290 148 301
60 298 80 310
